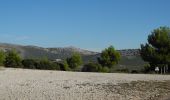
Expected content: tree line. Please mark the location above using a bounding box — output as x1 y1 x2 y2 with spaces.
0 46 120 73
0 26 169 74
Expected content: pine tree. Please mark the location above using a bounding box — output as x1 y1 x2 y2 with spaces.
140 26 170 73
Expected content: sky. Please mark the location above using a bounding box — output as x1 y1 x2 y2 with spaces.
0 0 170 52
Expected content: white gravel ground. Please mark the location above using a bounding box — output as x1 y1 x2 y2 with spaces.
0 68 170 100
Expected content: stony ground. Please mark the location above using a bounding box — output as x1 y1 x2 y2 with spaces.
0 68 170 100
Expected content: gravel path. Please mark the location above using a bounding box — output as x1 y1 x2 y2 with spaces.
0 68 170 100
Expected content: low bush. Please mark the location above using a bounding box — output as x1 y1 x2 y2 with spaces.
99 67 110 73
142 64 151 73
36 59 60 70
22 59 60 70
59 64 71 71
131 70 139 73
22 59 37 69
0 50 6 66
82 62 102 72
52 62 61 70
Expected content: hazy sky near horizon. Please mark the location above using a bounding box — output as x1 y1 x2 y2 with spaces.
0 0 170 51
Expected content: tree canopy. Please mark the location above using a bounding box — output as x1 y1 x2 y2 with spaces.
67 53 82 69
98 46 121 68
140 26 170 71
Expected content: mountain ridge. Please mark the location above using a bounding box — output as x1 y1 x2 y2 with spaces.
0 42 140 56
0 43 146 70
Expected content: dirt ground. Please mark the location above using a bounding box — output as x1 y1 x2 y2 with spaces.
0 68 170 100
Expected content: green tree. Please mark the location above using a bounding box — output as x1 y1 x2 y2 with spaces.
36 58 60 70
4 50 22 68
67 53 82 69
140 26 170 73
98 46 121 68
0 50 6 66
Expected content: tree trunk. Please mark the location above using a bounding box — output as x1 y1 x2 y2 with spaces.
161 67 162 74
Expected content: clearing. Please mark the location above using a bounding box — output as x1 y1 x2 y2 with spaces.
0 68 170 100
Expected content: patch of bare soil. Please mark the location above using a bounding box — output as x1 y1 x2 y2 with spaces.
0 68 170 100
75 80 170 100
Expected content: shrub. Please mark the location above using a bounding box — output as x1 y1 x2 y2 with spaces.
37 59 50 69
0 50 6 66
100 67 110 73
22 59 37 69
52 62 61 70
82 62 102 72
36 59 60 70
22 58 60 70
59 62 71 71
131 70 139 73
142 64 151 73
4 50 22 68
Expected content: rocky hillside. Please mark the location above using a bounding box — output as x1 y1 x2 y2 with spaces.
118 49 140 56
0 43 97 59
0 43 146 69
0 43 140 58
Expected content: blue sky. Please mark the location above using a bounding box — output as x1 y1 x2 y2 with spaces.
0 0 170 52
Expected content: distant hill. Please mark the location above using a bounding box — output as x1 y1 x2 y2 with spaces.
0 43 146 70
0 43 98 59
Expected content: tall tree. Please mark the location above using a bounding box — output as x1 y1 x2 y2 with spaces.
67 53 82 69
98 46 121 68
140 26 170 73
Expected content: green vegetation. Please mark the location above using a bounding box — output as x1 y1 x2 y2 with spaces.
82 46 120 73
0 26 169 74
22 58 60 70
22 59 37 69
59 60 71 71
98 46 120 68
141 64 153 73
0 50 6 66
66 53 82 69
100 67 110 73
110 56 146 73
0 49 68 71
140 26 170 73
60 61 71 71
82 62 102 72
4 50 22 68
36 58 60 70
82 62 110 73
